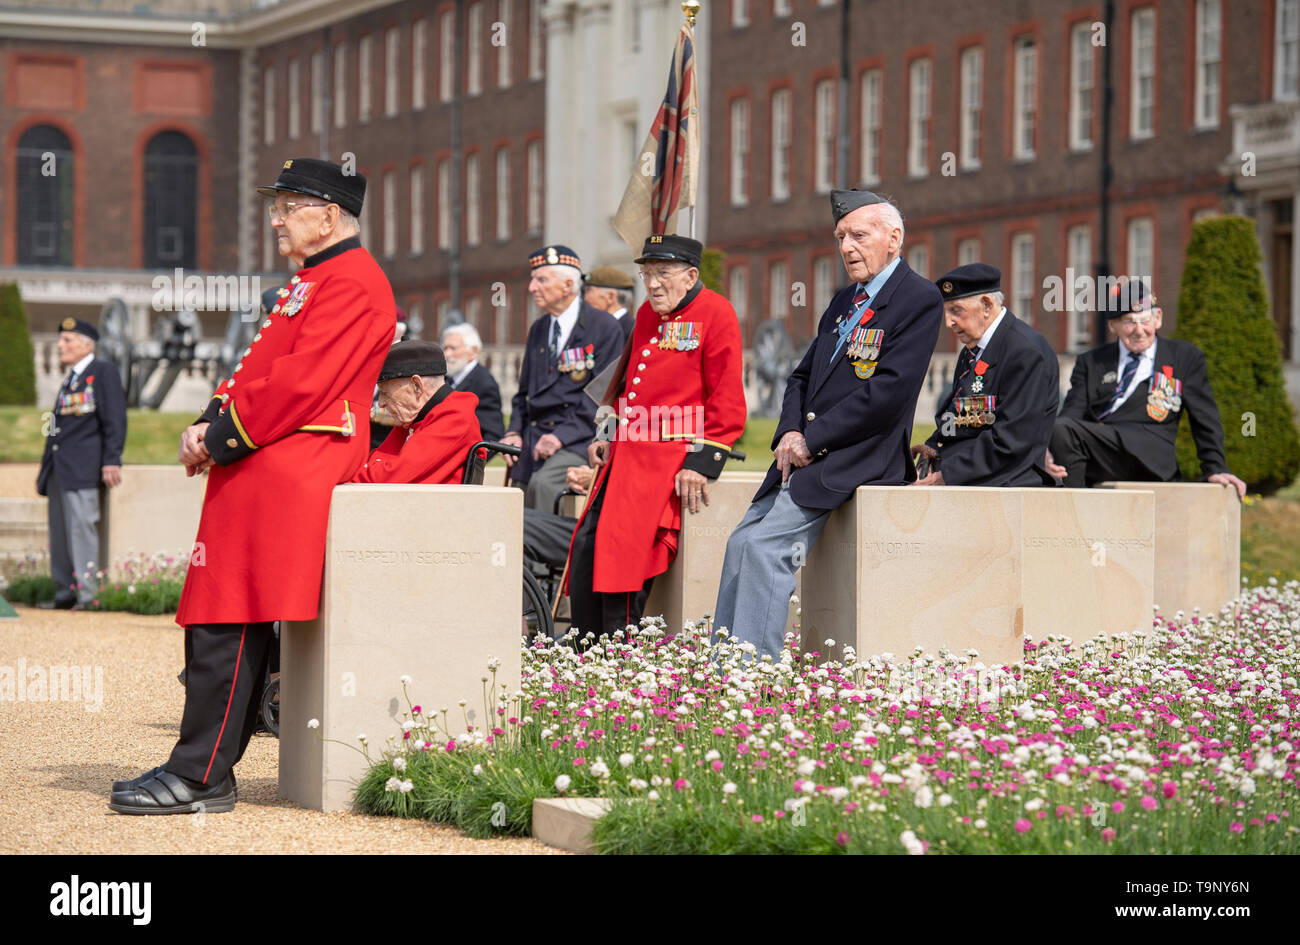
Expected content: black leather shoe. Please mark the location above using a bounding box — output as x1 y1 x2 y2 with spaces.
112 766 238 796
108 771 237 815
36 599 75 610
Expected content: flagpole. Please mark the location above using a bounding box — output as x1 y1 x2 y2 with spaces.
683 0 700 240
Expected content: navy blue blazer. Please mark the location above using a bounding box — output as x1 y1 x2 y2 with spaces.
508 300 625 483
453 361 505 441
1059 336 1229 480
37 356 128 496
924 311 1059 487
756 258 944 510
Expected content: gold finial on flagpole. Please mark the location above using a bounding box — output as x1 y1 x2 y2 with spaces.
681 1 700 27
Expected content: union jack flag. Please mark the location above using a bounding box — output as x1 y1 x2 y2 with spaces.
613 22 700 252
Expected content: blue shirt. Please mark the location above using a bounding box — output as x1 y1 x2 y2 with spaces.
831 255 901 361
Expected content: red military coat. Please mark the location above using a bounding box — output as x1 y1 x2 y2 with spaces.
571 284 746 593
350 388 483 485
176 236 395 626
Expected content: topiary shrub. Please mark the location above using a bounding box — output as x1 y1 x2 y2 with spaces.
700 247 724 295
0 283 37 405
1173 216 1300 494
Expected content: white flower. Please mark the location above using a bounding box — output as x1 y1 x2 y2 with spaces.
555 774 571 792
705 749 721 762
1239 776 1256 797
127 585 136 594
618 753 635 767
828 786 850 803
399 779 413 793
974 818 988 829
357 734 367 743
472 764 484 776
647 789 660 801
900 830 925 855
938 793 953 807
307 718 320 730
392 757 407 773
413 740 426 750
629 779 648 792
399 674 412 685
913 785 934 809
590 759 611 779
401 720 416 732
722 782 737 795
384 776 401 792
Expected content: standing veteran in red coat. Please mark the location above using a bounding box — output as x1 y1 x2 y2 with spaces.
567 235 747 640
351 340 484 485
110 158 396 815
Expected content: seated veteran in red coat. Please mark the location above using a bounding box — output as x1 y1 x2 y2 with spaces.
111 157 396 816
1046 278 1246 499
567 234 747 641
352 341 483 485
912 263 1060 487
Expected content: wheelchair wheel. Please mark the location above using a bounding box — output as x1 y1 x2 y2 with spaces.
522 568 554 641
260 675 281 737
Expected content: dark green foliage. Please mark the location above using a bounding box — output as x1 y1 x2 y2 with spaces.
699 247 723 294
1174 216 1300 493
0 284 37 406
3 575 56 605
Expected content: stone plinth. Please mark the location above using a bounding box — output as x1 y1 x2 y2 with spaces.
0 464 40 499
532 797 611 854
1099 481 1241 613
279 484 523 812
0 497 47 564
801 487 1154 666
102 465 206 567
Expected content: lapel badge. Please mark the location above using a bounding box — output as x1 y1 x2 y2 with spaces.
1102 370 1118 385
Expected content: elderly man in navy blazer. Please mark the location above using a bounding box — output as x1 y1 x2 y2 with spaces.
501 245 625 512
912 264 1060 487
714 190 944 659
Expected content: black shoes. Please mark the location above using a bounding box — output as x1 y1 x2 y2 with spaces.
36 598 75 610
109 770 237 815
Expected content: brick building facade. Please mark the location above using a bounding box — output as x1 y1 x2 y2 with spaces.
708 0 1297 367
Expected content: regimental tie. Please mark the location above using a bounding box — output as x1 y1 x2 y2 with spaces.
953 347 975 388
548 318 561 368
832 284 872 362
1101 353 1141 418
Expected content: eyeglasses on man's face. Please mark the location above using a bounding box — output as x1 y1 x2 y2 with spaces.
639 265 690 284
267 200 328 221
1116 312 1156 328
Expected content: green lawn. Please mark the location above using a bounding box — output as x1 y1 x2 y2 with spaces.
0 406 193 465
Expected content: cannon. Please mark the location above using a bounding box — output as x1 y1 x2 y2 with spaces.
95 287 271 409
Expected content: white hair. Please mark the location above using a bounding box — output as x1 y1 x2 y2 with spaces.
338 208 361 235
986 290 1005 308
540 264 583 292
872 200 905 250
442 321 482 351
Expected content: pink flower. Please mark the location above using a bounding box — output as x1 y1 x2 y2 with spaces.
1162 781 1177 799
1140 796 1158 811
673 778 688 792
1056 805 1075 819
573 757 586 766
712 760 724 773
1014 818 1032 834
1111 801 1125 814
411 705 421 714
752 814 764 823
836 831 850 847
1229 822 1244 834
1102 827 1117 843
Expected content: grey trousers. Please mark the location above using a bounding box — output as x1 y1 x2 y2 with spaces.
47 476 101 606
524 448 588 514
713 486 830 660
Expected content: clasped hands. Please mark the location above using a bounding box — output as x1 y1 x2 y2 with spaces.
180 423 213 477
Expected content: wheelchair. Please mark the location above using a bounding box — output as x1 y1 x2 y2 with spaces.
461 439 556 642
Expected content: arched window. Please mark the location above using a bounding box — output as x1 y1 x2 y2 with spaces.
16 125 74 266
143 131 198 269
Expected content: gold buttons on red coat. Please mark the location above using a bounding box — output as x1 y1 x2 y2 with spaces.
253 333 262 342
642 349 651 357
262 319 272 328
226 438 238 448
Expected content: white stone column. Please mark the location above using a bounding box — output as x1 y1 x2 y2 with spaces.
543 1 578 247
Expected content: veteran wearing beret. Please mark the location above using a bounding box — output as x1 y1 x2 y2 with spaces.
36 318 127 610
1047 279 1246 498
583 265 638 342
912 264 1059 487
352 340 484 484
714 190 943 660
500 245 625 513
110 157 396 815
567 235 746 639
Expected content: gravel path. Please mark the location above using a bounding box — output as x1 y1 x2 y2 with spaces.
0 606 562 854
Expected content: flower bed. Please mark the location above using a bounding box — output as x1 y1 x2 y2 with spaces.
0 550 186 614
356 583 1299 854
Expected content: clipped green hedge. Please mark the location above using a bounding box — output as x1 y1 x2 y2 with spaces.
699 247 724 295
0 283 37 406
1174 216 1300 494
